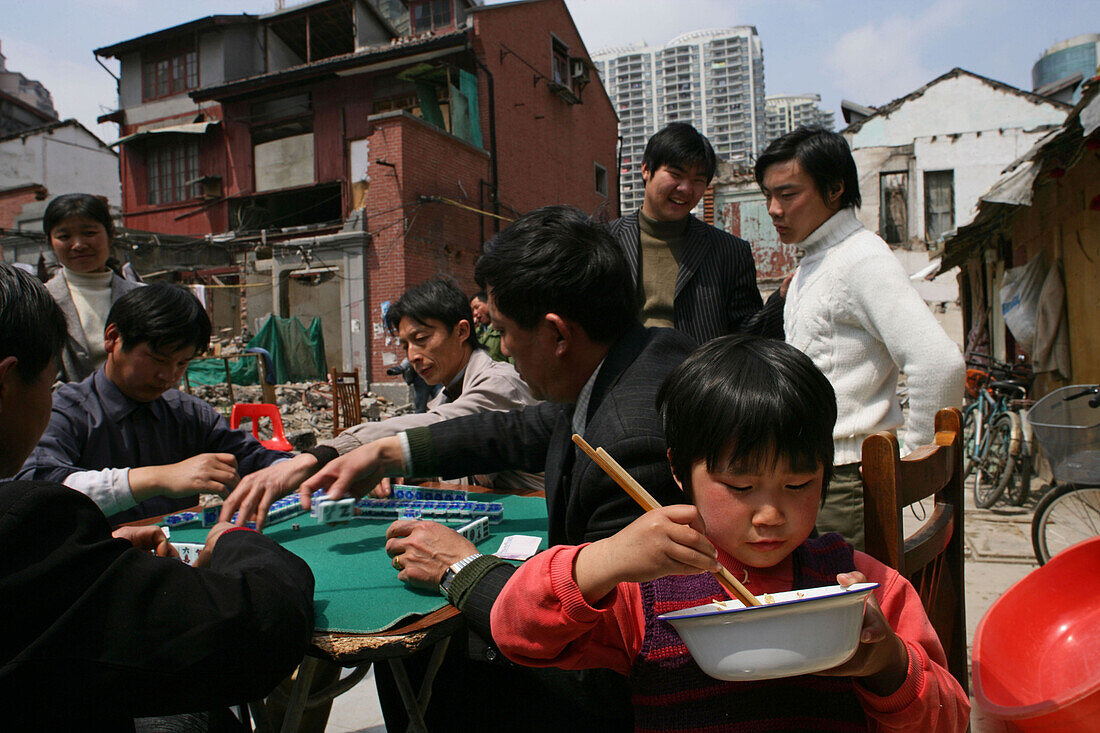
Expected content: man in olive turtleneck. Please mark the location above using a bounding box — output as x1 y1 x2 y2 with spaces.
609 123 785 342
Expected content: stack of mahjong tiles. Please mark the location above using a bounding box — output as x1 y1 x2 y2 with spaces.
160 490 321 531
356 484 504 524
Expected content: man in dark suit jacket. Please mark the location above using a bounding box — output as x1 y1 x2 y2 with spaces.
295 205 696 731
609 122 785 342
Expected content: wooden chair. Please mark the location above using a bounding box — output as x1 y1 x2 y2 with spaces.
861 406 968 694
330 367 361 437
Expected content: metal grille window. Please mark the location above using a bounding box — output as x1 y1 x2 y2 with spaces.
879 172 908 244
147 140 200 205
142 48 198 101
411 0 452 33
924 170 955 241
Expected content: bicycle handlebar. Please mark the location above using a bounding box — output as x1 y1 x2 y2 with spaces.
1062 386 1100 409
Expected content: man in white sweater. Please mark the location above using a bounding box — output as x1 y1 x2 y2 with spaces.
755 127 964 548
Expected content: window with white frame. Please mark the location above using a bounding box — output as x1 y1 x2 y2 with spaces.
924 170 954 241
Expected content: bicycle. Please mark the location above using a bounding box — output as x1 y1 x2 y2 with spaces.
961 355 1033 509
1027 385 1100 565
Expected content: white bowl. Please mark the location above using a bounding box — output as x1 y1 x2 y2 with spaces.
658 582 878 681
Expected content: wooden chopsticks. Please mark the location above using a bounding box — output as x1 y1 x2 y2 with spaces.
571 434 761 607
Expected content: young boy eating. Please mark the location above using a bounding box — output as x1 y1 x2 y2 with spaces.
490 335 969 731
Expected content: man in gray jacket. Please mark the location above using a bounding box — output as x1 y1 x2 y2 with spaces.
221 277 542 526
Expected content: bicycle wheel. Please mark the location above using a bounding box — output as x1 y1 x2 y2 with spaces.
1031 484 1100 564
962 402 979 478
973 413 1015 508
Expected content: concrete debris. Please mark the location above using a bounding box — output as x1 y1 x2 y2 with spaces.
187 381 412 446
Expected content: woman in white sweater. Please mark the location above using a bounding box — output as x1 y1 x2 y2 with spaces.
755 128 964 548
43 194 142 382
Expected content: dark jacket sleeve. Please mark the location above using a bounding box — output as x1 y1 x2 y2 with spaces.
0 481 314 718
406 401 564 478
739 287 785 339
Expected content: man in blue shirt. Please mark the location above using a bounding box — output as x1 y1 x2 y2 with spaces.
18 283 288 525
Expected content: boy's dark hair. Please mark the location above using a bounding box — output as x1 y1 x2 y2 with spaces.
642 123 717 182
0 263 68 382
471 290 488 302
754 126 862 210
475 205 636 344
384 277 481 350
106 283 211 355
657 334 837 500
43 193 115 240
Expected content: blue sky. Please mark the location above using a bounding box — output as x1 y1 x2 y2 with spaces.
2 0 1096 144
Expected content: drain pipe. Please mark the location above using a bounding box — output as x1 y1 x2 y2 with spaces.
471 53 500 233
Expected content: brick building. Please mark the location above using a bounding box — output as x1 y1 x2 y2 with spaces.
94 0 618 388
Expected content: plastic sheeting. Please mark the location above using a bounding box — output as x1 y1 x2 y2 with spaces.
185 315 327 386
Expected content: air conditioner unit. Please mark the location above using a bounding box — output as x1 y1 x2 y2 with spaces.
570 58 591 88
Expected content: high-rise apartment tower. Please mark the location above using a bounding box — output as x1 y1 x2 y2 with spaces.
765 94 834 145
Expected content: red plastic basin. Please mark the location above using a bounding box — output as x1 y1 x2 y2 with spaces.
973 536 1100 731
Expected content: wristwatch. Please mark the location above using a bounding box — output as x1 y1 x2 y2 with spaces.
439 553 483 597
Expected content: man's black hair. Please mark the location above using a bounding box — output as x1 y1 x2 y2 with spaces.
106 283 211 355
475 205 636 344
471 290 488 302
754 126 862 210
0 263 68 382
642 122 717 182
384 277 481 350
657 334 837 501
43 193 115 240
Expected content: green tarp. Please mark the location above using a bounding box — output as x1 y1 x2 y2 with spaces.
186 355 261 386
185 315 327 386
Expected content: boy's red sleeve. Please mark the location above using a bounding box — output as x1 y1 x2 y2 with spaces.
853 553 970 732
490 543 645 676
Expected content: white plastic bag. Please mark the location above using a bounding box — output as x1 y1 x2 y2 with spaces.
1000 255 1045 353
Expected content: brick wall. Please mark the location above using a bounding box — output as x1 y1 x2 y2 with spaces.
364 112 490 379
0 184 47 229
472 0 620 221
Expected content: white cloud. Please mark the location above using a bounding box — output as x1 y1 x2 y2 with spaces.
2 38 119 143
825 0 975 107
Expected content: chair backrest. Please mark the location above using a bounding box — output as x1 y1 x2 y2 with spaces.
861 406 968 694
230 402 292 452
331 367 361 437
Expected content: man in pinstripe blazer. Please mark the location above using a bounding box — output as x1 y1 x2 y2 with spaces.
609 123 785 342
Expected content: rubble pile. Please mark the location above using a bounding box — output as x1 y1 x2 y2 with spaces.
188 381 412 448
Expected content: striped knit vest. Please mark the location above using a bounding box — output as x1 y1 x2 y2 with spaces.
629 533 866 732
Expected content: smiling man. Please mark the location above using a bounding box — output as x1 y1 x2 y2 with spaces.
609 122 785 342
18 283 290 525
755 127 964 548
219 277 542 526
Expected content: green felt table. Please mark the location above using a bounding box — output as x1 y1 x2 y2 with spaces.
162 492 549 637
